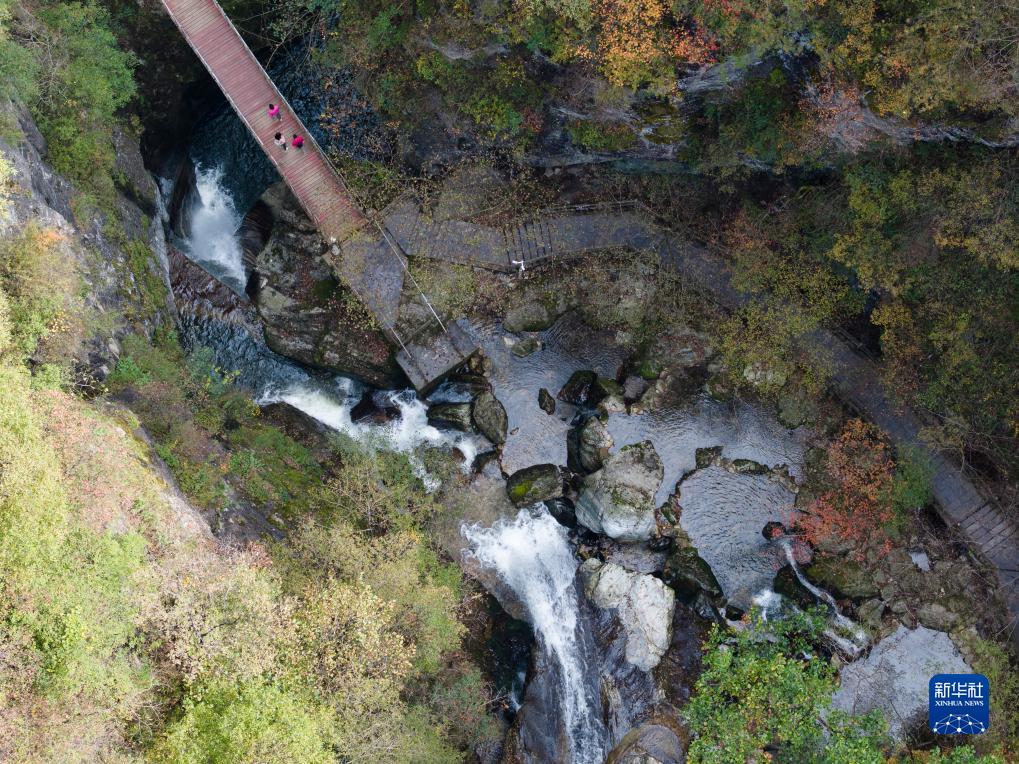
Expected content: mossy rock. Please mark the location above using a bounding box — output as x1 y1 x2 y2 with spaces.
777 389 818 429
730 458 769 475
471 391 508 445
506 464 563 507
694 446 722 469
772 566 818 611
558 370 597 405
426 402 474 432
593 376 623 400
511 337 541 357
805 557 879 602
662 546 723 602
538 388 555 415
704 371 735 401
504 300 554 333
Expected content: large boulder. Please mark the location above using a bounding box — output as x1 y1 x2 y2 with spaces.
506 464 563 506
251 183 403 388
427 402 474 432
577 416 613 472
605 717 689 764
576 441 663 542
472 390 508 444
662 546 723 602
580 559 675 671
831 625 971 740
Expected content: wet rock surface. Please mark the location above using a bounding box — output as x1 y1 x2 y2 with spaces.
605 716 689 764
427 401 475 431
537 387 555 414
472 390 508 444
577 415 614 472
505 464 564 506
250 183 403 387
580 558 675 671
662 546 723 603
576 441 664 541
805 556 879 602
558 369 598 405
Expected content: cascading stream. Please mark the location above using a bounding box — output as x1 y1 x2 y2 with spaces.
173 166 480 483
462 508 607 764
779 538 869 659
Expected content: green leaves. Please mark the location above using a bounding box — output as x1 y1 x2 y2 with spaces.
686 611 887 763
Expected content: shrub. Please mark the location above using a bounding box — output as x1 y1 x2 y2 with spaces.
464 94 523 136
891 444 934 516
0 363 153 760
566 120 636 152
686 610 888 763
796 419 896 554
0 222 83 362
150 678 334 764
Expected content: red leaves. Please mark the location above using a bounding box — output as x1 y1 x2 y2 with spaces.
797 419 895 555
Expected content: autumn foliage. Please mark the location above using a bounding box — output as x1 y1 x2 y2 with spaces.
797 419 895 553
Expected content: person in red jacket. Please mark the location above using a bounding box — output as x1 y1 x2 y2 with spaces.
291 133 304 149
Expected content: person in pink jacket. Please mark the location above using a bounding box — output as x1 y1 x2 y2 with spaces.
267 103 281 120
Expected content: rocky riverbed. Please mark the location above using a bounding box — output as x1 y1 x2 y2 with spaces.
154 100 1009 762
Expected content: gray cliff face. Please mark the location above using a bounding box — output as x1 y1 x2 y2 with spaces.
250 182 404 388
0 101 176 379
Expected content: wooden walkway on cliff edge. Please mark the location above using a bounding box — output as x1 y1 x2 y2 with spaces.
159 0 476 392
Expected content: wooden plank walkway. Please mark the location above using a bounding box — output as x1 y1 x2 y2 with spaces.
162 0 366 243
160 0 477 390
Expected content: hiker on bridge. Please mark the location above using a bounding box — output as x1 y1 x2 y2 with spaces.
291 133 305 149
274 132 287 150
267 103 281 120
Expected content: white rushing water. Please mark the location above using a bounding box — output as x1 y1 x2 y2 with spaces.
779 539 869 659
177 170 479 483
462 508 606 764
184 166 247 293
258 383 479 489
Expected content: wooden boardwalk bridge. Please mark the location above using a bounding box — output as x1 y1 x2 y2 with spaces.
160 0 476 392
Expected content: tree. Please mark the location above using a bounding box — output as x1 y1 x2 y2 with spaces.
686 611 887 763
796 419 896 553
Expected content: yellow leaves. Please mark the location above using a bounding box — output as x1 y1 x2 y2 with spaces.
593 0 672 87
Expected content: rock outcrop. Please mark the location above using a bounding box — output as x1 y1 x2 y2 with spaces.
1 102 175 379
576 441 663 541
580 559 675 671
577 415 613 473
831 625 971 739
506 464 563 507
472 390 508 444
250 183 403 388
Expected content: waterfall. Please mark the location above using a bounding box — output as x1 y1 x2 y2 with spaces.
462 507 607 764
170 168 479 483
778 539 869 659
182 166 248 293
